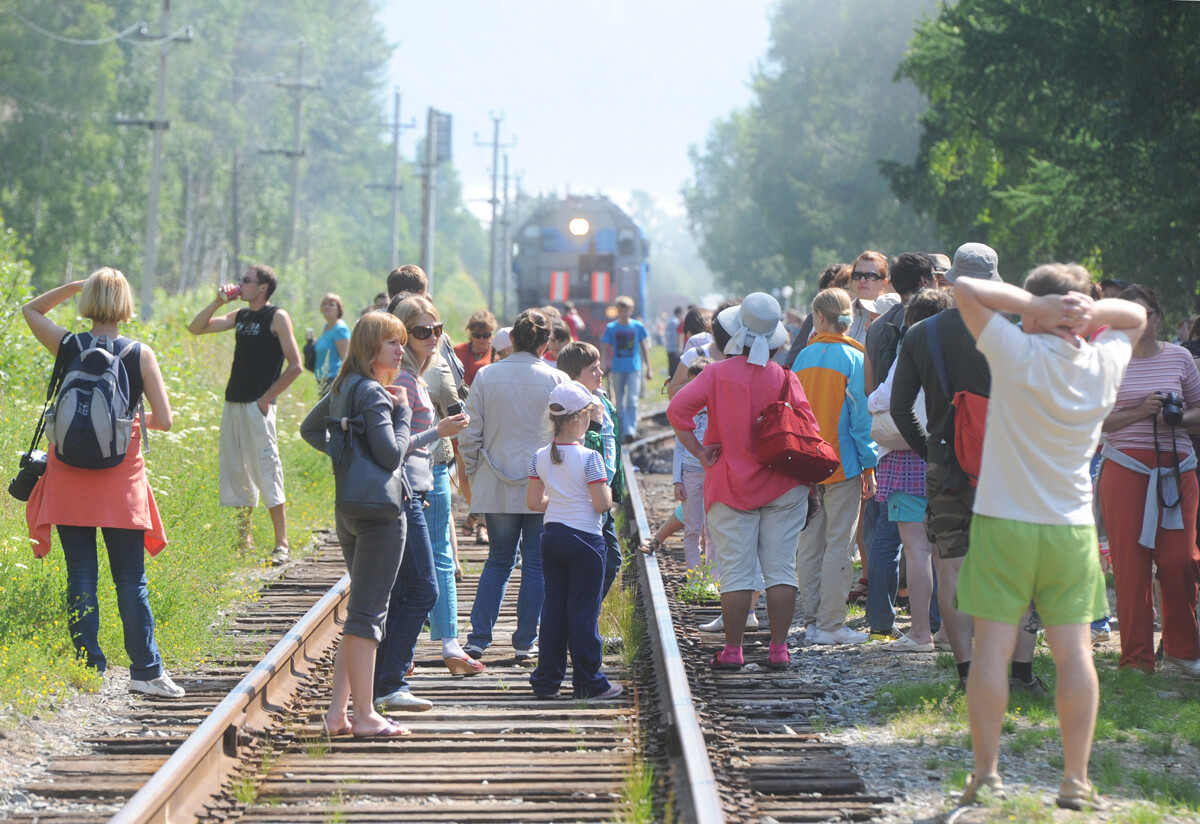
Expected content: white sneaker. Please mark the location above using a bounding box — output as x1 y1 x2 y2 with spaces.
513 644 538 661
375 689 433 712
890 633 935 653
1164 654 1200 681
809 627 869 645
699 614 759 633
129 673 185 698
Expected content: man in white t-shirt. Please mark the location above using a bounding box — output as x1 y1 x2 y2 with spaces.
952 264 1145 813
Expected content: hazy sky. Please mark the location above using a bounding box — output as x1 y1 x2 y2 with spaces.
379 1 776 215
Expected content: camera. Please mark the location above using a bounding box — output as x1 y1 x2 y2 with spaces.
8 449 48 502
446 401 464 417
1161 392 1184 427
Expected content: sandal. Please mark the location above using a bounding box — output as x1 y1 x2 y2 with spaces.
847 577 868 605
444 655 485 676
352 719 411 738
639 537 661 555
710 649 744 670
1056 777 1108 812
462 514 478 537
476 524 489 545
958 772 1005 805
323 715 353 737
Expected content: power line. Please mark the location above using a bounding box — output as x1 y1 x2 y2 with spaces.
0 7 148 46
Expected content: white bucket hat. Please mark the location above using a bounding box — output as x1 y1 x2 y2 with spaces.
717 292 788 367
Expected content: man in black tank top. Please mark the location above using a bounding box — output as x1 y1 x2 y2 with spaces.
188 265 303 564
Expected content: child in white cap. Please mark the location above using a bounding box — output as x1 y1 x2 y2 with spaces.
526 382 623 701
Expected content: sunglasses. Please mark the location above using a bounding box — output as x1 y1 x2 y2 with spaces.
409 323 444 340
472 331 493 339
851 271 885 281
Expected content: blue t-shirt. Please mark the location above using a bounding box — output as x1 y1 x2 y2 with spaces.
601 319 649 374
314 320 351 382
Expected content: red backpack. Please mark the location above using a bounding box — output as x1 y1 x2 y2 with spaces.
755 371 839 483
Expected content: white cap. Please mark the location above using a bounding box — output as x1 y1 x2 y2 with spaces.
549 381 596 416
493 326 513 351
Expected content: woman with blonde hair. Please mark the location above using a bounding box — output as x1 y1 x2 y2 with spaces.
22 268 183 698
302 311 412 736
373 297 477 713
306 293 350 394
792 287 878 645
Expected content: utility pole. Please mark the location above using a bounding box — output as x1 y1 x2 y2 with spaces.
263 41 321 267
114 0 192 320
501 153 511 319
475 114 515 313
367 89 415 270
419 108 452 288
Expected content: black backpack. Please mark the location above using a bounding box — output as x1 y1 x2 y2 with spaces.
45 334 142 469
876 313 907 383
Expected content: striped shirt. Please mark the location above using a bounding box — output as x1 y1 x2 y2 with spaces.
395 368 437 491
1103 343 1200 455
529 443 607 534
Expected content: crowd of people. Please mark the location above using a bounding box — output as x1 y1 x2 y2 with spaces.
18 247 1200 809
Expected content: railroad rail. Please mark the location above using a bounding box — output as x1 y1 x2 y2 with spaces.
10 404 885 822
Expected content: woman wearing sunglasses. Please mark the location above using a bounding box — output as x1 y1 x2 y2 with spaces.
454 309 498 388
373 297 478 713
848 251 891 344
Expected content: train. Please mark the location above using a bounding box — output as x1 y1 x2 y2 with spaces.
512 194 649 340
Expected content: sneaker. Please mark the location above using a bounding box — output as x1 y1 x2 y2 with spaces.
463 643 485 660
589 682 624 701
804 623 816 640
699 614 759 633
1091 627 1111 643
869 627 902 642
1008 675 1049 696
602 635 624 653
513 644 538 661
1164 654 1200 680
270 545 290 565
129 673 185 698
745 613 759 632
955 675 968 692
890 634 935 653
809 627 868 645
375 689 433 712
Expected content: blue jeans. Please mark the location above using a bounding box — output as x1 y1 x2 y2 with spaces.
608 371 642 438
865 504 941 633
530 523 610 699
374 494 439 698
427 464 457 641
58 525 163 680
467 512 544 652
600 510 621 601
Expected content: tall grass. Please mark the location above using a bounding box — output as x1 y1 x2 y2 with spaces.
0 266 336 719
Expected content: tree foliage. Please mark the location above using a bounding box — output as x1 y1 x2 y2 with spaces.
888 0 1200 311
0 1 487 317
684 0 939 297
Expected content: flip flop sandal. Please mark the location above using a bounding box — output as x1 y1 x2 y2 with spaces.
352 720 411 738
323 716 353 737
444 655 485 676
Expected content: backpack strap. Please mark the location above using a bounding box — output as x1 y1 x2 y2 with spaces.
117 339 149 457
27 333 75 456
925 314 951 402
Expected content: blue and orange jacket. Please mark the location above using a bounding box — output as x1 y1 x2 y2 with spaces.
792 332 878 484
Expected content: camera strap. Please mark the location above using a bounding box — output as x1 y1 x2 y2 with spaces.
26 333 73 457
1151 414 1183 510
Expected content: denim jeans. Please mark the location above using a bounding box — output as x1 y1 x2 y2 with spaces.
530 522 610 699
58 525 163 681
374 493 439 698
600 510 621 601
427 464 457 641
865 503 941 633
466 512 544 652
608 371 642 438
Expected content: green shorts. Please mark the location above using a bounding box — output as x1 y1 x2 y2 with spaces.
957 514 1108 626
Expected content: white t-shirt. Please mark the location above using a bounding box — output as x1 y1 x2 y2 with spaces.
974 314 1133 525
529 442 608 534
679 342 715 369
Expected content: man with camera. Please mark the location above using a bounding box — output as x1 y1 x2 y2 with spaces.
188 264 303 565
891 243 1042 694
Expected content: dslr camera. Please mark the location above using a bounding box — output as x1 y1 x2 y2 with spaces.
1161 392 1184 427
8 449 47 502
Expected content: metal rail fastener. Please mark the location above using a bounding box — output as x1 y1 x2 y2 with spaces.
623 455 725 824
110 573 352 824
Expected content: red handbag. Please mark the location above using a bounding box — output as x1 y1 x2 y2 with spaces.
755 373 839 483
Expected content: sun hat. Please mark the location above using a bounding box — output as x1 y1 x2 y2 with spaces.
493 326 513 351
717 292 788 366
548 381 595 416
945 242 1003 283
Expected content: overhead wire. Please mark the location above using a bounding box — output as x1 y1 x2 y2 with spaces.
0 7 146 46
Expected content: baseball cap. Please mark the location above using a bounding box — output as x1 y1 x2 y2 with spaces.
549 382 595 416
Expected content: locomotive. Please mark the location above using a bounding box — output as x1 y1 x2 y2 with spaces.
512 194 649 340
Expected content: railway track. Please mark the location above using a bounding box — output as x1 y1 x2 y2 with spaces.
10 405 888 823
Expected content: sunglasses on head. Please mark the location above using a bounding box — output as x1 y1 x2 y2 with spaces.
409 323 444 340
472 331 493 339
851 271 884 281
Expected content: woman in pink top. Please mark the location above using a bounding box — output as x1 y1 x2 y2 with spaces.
668 293 817 671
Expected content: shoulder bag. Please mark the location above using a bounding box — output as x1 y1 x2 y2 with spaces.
755 371 839 483
326 376 406 520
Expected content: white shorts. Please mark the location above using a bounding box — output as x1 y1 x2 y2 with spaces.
706 484 807 592
219 401 286 509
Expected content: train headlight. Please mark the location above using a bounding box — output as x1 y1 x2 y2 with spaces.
568 218 590 237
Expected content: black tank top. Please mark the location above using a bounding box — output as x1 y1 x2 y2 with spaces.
225 305 285 402
64 333 144 405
